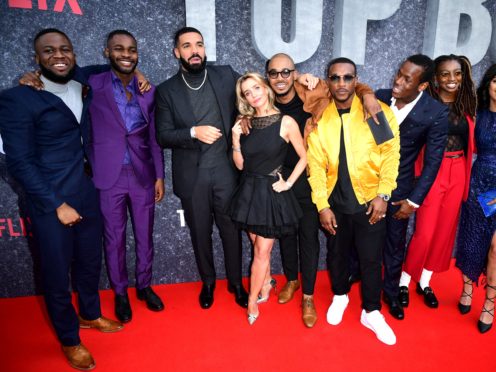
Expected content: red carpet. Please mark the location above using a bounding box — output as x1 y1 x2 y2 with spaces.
0 261 493 372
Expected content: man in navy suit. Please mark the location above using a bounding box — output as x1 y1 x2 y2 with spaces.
0 29 122 370
155 27 248 309
376 54 449 320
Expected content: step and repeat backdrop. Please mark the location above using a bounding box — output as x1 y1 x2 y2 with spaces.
1 0 495 297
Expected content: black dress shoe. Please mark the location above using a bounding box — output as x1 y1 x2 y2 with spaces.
199 283 215 309
115 294 132 323
227 283 248 308
398 286 409 307
137 287 164 311
416 283 439 308
383 295 404 320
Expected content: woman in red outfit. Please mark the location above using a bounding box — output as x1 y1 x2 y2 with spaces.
399 55 477 307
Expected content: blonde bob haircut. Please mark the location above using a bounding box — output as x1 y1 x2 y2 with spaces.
235 72 279 116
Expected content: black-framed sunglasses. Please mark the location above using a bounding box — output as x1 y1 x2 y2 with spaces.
328 74 356 83
267 68 295 79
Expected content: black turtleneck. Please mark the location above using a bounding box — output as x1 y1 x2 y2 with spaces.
182 69 227 169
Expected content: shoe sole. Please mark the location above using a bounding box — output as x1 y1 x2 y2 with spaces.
360 317 396 346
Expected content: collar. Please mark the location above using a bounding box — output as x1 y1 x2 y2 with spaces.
391 90 423 111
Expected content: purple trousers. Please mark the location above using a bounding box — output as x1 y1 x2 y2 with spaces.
99 165 155 295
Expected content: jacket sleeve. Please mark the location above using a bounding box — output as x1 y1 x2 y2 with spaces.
377 105 400 196
147 87 165 179
409 106 449 205
154 86 198 149
0 90 64 214
307 128 329 212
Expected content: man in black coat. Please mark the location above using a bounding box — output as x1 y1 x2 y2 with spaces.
155 27 248 309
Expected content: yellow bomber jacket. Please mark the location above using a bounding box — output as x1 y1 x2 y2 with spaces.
307 95 400 212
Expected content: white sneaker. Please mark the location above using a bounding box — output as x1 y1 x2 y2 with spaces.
326 294 349 325
360 310 397 345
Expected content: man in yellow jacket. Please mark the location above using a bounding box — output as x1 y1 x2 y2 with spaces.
307 57 400 345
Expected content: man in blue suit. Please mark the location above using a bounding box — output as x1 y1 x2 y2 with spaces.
0 29 122 370
376 54 449 320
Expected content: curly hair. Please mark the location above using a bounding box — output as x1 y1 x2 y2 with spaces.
477 64 496 111
428 54 477 120
235 72 279 116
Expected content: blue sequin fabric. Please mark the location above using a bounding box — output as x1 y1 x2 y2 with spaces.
456 109 496 283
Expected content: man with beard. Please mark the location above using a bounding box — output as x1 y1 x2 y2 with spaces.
87 30 165 323
377 55 448 320
261 53 379 328
155 27 249 309
0 28 122 370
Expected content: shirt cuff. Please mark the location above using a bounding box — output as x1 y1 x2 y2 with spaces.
190 127 196 139
406 199 420 209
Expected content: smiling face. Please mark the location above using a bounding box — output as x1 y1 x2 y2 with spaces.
266 54 296 101
392 61 425 105
435 59 463 97
241 77 269 110
174 31 206 73
106 34 138 76
35 32 76 84
327 62 357 109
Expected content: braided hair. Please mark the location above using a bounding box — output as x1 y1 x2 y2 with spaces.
428 54 477 120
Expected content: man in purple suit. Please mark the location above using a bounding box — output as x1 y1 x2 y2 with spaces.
88 30 165 323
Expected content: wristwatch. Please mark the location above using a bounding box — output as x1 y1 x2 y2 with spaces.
377 193 391 202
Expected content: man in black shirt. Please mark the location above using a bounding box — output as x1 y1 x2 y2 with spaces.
265 53 321 327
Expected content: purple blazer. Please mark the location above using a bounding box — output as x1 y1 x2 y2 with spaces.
88 71 164 190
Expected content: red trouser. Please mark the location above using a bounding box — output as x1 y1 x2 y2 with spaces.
404 151 466 281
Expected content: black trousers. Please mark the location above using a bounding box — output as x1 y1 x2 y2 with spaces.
181 165 242 286
29 184 103 346
327 209 386 312
382 203 410 299
279 197 320 295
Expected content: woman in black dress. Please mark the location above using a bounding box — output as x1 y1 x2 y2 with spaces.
230 72 307 324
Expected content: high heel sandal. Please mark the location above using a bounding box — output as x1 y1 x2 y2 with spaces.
477 284 495 334
458 278 473 315
257 278 277 304
247 312 259 325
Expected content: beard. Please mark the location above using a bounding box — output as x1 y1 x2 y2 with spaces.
109 57 138 76
180 54 207 74
39 64 76 84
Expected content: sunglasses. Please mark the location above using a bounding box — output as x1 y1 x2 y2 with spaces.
328 74 356 83
267 69 295 79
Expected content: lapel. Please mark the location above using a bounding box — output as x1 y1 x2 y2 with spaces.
206 66 230 134
135 85 150 124
102 72 127 130
401 92 429 133
170 71 197 128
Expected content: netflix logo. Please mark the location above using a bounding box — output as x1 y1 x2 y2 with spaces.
8 0 83 15
0 217 32 237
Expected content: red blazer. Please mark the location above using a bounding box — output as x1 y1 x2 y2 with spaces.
415 113 475 201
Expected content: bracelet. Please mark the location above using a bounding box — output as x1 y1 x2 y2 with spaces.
286 181 293 189
232 146 241 153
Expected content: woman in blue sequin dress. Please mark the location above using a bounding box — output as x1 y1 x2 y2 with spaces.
456 64 496 333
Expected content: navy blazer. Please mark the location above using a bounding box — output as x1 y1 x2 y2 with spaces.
0 66 94 215
375 89 448 205
155 65 239 199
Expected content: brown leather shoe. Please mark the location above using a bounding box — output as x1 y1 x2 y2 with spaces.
61 343 95 371
278 280 300 304
302 296 317 328
78 315 123 333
